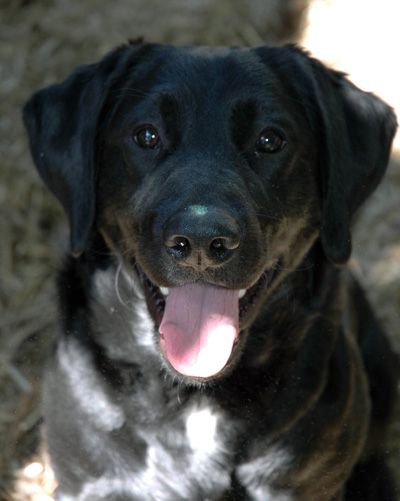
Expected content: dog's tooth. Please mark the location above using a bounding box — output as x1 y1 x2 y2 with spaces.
238 289 247 299
160 287 170 296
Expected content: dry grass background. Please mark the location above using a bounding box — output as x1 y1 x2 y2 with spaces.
0 0 399 499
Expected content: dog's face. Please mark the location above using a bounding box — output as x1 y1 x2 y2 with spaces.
95 46 322 378
23 42 396 380
95 46 323 378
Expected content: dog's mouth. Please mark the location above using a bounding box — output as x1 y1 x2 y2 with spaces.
139 266 278 380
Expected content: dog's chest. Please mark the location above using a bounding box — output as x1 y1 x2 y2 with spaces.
91 364 234 493
124 400 293 501
119 402 234 499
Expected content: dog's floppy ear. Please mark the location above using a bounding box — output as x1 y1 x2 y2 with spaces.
23 42 145 256
301 52 397 265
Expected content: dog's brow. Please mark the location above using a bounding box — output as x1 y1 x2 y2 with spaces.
158 93 181 148
159 93 179 118
230 98 258 149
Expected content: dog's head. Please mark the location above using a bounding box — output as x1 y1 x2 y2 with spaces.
24 42 396 380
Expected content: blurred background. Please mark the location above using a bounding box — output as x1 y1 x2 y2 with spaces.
0 0 399 499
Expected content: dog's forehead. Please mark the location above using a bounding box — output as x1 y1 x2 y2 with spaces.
110 45 292 125
149 45 274 95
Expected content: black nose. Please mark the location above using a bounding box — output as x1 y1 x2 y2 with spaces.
163 206 240 269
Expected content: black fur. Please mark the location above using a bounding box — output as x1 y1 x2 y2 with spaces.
24 42 399 500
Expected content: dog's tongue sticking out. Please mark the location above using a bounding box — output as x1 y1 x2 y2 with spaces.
159 284 239 378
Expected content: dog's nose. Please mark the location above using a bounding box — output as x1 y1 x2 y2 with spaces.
163 206 240 269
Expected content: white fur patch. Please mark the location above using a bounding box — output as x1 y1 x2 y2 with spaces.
186 407 218 454
58 338 125 432
92 266 157 351
237 445 294 501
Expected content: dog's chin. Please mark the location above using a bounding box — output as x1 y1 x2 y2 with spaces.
136 263 280 383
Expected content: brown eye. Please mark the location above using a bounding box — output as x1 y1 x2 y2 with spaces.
134 126 161 149
257 129 286 153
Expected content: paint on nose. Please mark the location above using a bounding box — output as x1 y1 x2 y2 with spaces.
188 205 208 216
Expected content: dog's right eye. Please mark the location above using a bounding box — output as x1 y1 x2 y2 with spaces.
256 128 286 154
133 126 161 150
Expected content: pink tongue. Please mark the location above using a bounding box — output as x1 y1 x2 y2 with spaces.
159 284 239 378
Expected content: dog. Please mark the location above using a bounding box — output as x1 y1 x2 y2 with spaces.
23 41 399 500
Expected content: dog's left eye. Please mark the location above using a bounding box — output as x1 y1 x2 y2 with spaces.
133 126 161 150
256 129 286 153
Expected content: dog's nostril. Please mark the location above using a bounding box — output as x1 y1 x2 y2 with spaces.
174 236 190 251
166 236 190 252
211 238 224 250
211 236 240 252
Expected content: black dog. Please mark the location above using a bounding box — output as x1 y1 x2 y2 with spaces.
24 41 399 500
